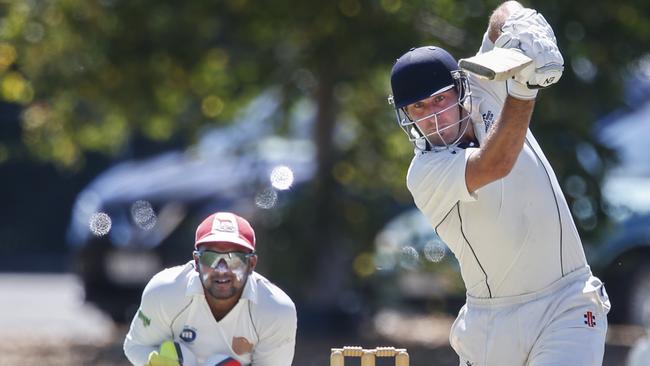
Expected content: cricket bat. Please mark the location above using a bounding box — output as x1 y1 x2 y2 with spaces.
458 47 532 81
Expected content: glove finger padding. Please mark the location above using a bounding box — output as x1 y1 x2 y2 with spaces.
147 351 182 366
493 31 520 50
516 37 564 88
508 8 537 23
495 8 564 90
502 8 557 43
204 353 243 366
147 340 197 366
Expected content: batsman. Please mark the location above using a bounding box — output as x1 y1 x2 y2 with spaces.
388 1 610 365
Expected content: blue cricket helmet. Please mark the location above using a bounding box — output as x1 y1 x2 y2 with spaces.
390 46 460 108
388 46 472 150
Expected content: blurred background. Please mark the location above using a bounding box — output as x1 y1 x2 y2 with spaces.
1 0 649 365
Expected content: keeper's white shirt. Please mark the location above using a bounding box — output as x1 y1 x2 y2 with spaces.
406 37 589 299
123 261 297 366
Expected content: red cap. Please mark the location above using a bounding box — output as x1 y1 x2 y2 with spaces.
194 212 256 252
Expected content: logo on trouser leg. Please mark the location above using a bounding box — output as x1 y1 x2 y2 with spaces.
584 311 596 327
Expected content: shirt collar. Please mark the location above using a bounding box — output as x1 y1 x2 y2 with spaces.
241 271 259 304
186 261 204 297
457 140 479 149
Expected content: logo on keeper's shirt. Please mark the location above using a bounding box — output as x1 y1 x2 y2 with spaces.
232 336 254 355
137 310 151 327
584 311 596 327
180 326 197 342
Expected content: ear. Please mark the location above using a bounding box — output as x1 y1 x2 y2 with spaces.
192 251 200 272
248 254 258 273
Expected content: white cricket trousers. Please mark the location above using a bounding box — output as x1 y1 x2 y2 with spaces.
449 266 610 366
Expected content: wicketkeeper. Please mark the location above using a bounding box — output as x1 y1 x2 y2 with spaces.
123 212 297 366
388 1 610 365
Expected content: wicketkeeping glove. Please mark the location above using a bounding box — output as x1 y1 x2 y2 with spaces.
495 8 564 99
146 340 196 366
147 351 181 366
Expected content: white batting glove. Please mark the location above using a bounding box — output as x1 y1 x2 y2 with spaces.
500 8 557 41
495 8 564 98
505 70 538 100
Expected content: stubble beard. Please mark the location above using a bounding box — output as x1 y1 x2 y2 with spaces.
202 271 250 300
207 285 237 300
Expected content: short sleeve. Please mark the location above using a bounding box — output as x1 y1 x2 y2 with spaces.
250 299 297 366
123 273 176 365
406 149 477 227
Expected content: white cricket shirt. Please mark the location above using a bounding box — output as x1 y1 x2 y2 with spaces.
123 261 297 366
406 35 588 298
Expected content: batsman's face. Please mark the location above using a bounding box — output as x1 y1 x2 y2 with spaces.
194 242 257 301
406 88 464 146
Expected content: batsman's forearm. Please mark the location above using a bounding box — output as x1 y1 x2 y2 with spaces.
465 95 534 192
482 96 534 172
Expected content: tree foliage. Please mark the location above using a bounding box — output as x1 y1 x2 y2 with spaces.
2 0 649 303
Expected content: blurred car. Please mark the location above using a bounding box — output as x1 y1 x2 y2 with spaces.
590 213 650 327
371 209 465 313
627 331 650 366
374 208 650 327
592 68 650 327
66 90 317 322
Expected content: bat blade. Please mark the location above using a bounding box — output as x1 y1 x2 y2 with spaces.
459 47 533 81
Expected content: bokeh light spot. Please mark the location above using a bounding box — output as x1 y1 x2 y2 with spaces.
270 165 294 190
424 239 447 263
353 252 375 277
380 0 402 13
2 72 33 103
24 21 45 43
202 95 224 118
0 43 17 71
255 188 278 209
399 246 419 270
89 212 112 236
131 200 157 230
339 0 361 17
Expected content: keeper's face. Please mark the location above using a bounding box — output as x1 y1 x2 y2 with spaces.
405 88 465 146
194 242 257 301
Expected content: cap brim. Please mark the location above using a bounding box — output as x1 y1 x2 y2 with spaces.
195 234 255 252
